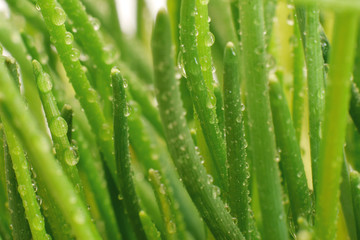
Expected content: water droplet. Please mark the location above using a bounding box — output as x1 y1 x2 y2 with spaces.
123 78 128 88
167 221 176 234
103 45 118 64
159 184 166 195
64 147 79 166
212 185 221 199
86 88 97 103
200 0 209 5
117 194 123 200
124 104 131 117
52 7 66 26
73 210 85 224
18 185 26 196
32 214 44 231
89 16 100 31
35 3 41 11
50 117 68 138
70 48 80 61
207 174 213 184
236 115 242 123
177 51 187 78
232 217 238 225
100 123 112 141
37 73 53 93
205 32 215 47
64 31 73 45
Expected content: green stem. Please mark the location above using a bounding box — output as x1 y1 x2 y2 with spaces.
152 10 243 239
180 0 227 191
139 211 161 240
32 60 85 200
315 11 358 239
292 16 306 142
111 68 147 240
350 170 360 238
269 78 311 226
239 0 288 238
223 42 255 238
3 138 32 240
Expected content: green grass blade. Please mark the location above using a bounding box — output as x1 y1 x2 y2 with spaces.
269 77 311 226
180 0 227 191
35 0 116 184
315 10 358 239
0 62 102 240
223 42 256 238
340 155 358 240
350 170 360 237
111 68 147 240
349 83 360 133
3 139 32 240
152 10 244 239
238 0 288 238
139 211 161 240
32 60 85 200
73 123 122 240
292 16 306 142
148 169 185 240
296 6 325 193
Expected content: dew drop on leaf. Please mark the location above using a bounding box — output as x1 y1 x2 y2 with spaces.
37 73 53 93
70 48 80 61
86 88 97 103
52 7 66 26
200 0 209 5
64 147 79 166
50 117 68 138
205 32 215 47
64 31 73 45
32 214 44 231
167 221 177 234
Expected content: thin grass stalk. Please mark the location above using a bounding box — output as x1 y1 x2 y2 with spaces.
3 139 32 240
269 77 311 226
292 16 306 142
295 4 325 193
315 10 358 239
152 10 243 239
238 0 288 238
32 60 85 200
340 155 358 240
35 0 117 183
350 170 360 237
223 42 256 238
180 0 227 191
111 68 147 240
139 211 161 240
2 121 48 239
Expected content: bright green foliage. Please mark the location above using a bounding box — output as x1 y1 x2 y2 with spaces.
1 0 360 239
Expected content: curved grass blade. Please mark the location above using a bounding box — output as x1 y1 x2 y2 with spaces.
180 0 227 191
269 77 311 226
35 0 116 184
139 211 161 240
350 170 360 237
152 9 243 239
315 11 358 239
73 123 122 240
238 0 288 238
292 16 306 142
32 60 85 200
0 62 102 240
148 169 185 240
3 138 32 240
296 5 325 193
111 68 147 240
350 83 360 133
223 42 256 238
340 154 358 240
